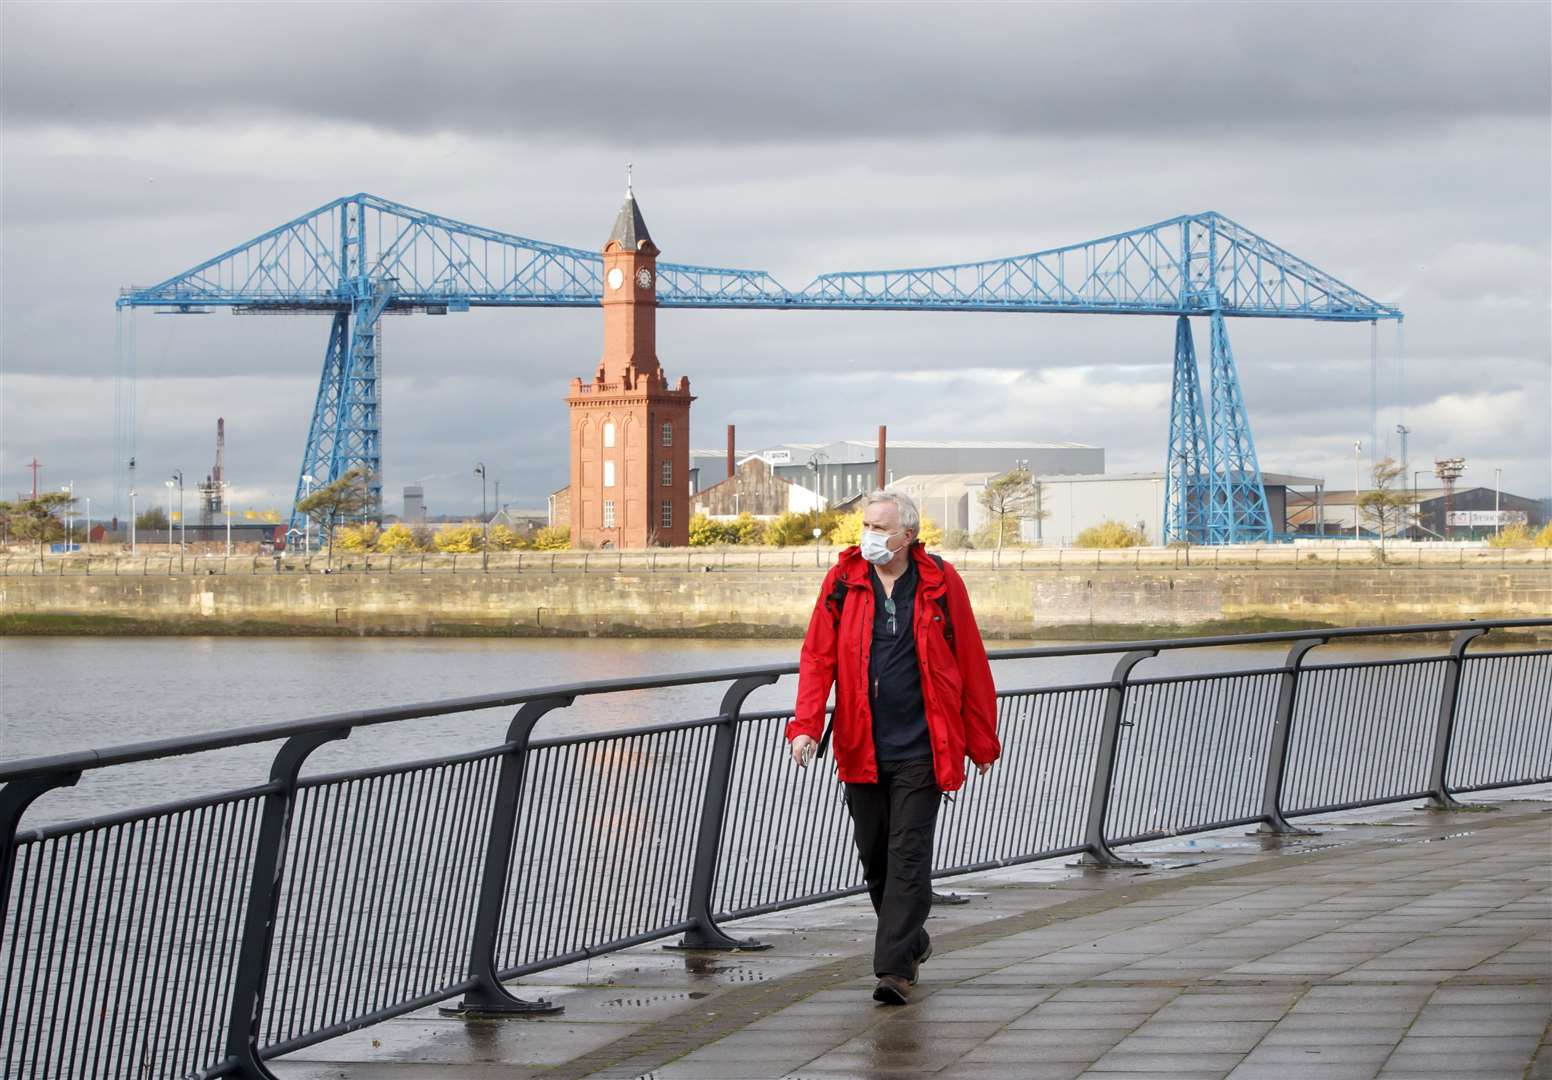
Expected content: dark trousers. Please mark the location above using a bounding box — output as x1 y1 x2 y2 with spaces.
844 758 940 979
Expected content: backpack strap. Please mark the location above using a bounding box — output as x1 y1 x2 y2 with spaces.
929 554 955 651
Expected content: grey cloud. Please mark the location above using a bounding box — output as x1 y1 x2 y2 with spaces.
2 2 1547 142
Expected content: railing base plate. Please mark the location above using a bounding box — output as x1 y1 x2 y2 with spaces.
1251 822 1319 838
1424 798 1499 813
439 995 564 1019
1069 854 1148 870
663 935 772 952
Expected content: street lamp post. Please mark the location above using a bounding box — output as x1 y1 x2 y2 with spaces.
1353 441 1362 541
224 482 232 555
60 484 73 550
1494 468 1502 536
164 480 175 556
172 469 185 569
475 463 488 567
301 474 316 559
129 489 137 555
84 496 91 551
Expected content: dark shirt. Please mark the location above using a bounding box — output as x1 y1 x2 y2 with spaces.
868 560 932 763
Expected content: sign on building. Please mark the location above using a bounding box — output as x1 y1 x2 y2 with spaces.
1446 510 1528 527
761 450 792 465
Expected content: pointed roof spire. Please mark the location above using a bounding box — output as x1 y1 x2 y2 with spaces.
607 164 654 250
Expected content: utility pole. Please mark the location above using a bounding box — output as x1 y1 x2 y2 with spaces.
1353 441 1362 541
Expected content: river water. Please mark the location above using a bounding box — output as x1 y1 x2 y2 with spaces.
0 635 1474 828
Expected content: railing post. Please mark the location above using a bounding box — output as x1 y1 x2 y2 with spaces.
1426 627 1489 810
448 695 573 1017
0 771 82 920
225 726 349 1080
1078 650 1155 868
671 674 780 950
1256 637 1326 835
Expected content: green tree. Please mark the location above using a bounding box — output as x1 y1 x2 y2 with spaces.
1357 457 1415 551
689 513 734 547
730 512 764 545
977 468 1042 555
531 525 571 551
1487 523 1533 549
336 522 380 553
827 510 863 546
0 501 12 545
135 505 170 531
11 492 73 556
487 523 527 551
434 523 485 553
1539 522 1552 548
1075 520 1147 548
376 523 423 552
294 467 375 567
763 511 815 547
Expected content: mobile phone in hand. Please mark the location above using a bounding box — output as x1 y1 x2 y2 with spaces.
801 741 816 767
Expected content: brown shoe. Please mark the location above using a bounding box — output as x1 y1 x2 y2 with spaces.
909 939 933 986
872 974 910 1005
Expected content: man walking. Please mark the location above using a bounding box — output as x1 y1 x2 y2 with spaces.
789 490 1000 1005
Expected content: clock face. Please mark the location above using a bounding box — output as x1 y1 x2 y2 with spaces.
636 267 653 289
607 267 624 291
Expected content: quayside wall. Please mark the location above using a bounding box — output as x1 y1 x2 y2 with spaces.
3 563 1548 638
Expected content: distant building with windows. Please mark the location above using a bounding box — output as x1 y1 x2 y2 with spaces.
690 439 1103 506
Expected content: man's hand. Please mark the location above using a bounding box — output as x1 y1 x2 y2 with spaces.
976 761 993 777
790 735 817 767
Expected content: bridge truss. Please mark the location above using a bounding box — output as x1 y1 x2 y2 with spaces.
117 193 1402 544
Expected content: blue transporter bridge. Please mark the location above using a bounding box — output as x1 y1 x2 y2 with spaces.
116 193 1402 544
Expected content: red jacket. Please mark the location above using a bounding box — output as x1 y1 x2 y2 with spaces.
788 543 1000 792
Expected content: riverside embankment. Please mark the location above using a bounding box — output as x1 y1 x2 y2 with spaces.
3 546 1549 638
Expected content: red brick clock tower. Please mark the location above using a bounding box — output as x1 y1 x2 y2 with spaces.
566 182 694 548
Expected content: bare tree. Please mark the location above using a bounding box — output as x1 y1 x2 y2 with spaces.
1358 457 1415 553
977 467 1043 556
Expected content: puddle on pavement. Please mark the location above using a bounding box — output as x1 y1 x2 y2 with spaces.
598 991 707 1010
681 955 770 981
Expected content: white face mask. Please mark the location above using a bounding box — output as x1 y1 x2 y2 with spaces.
860 529 898 565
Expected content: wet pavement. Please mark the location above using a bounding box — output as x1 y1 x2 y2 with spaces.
273 791 1552 1080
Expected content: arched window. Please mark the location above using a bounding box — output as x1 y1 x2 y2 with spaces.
603 460 616 488
661 422 673 447
603 421 616 449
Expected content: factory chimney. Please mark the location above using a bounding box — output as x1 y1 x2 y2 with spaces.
726 424 736 481
876 425 887 490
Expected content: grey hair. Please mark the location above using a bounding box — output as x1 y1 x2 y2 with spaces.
864 489 920 534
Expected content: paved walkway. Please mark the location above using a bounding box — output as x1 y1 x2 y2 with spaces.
276 792 1552 1080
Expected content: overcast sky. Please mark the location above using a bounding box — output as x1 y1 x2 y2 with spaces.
2 0 1548 521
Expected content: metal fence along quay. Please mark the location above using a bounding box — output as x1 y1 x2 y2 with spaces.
2 619 1549 1078
5 543 1552 578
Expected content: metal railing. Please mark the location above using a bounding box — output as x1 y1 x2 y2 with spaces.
5 543 1551 578
2 619 1548 1078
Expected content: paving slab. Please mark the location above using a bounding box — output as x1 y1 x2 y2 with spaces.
269 792 1551 1080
